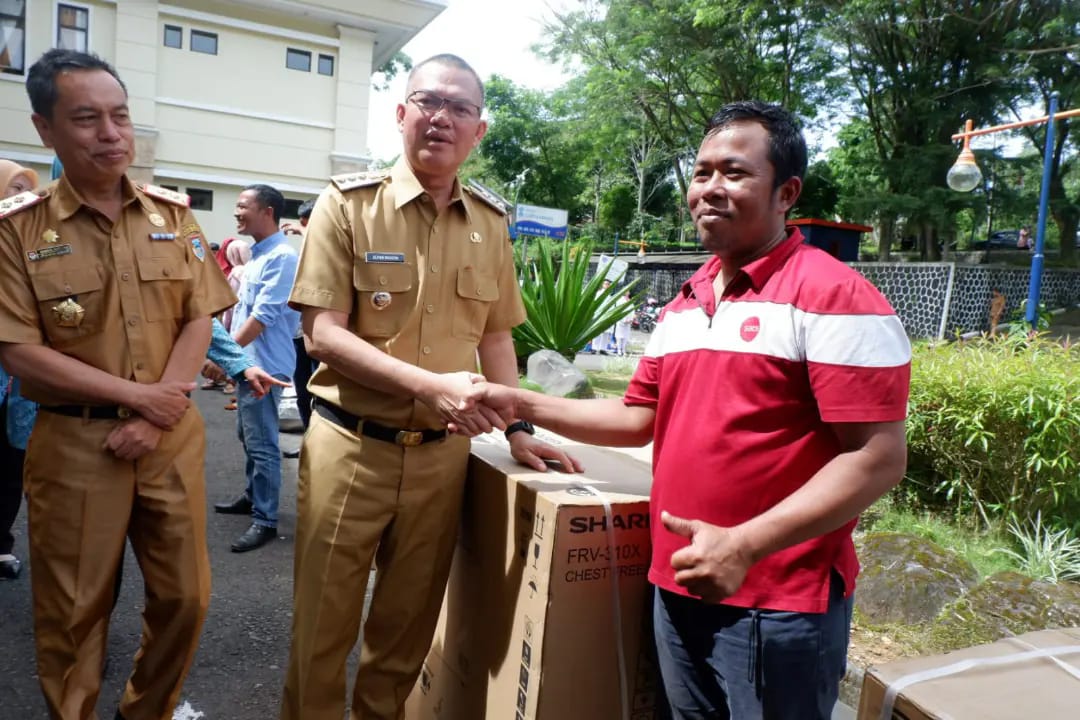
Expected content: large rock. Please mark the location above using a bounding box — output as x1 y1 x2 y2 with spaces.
855 532 979 625
526 349 591 398
934 571 1080 646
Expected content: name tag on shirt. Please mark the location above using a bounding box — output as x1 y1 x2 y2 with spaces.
364 252 405 264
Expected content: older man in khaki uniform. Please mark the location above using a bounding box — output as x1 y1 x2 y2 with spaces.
281 54 579 720
0 50 235 720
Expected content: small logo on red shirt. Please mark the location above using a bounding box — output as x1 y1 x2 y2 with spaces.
740 317 760 342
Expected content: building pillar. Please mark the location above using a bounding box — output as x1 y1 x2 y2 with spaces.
114 0 159 183
331 24 375 175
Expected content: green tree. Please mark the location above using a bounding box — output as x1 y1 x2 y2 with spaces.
830 0 1027 259
1003 1 1080 265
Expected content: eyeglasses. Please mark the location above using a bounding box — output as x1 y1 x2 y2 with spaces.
406 90 482 121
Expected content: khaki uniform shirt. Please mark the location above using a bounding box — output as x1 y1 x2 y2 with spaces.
290 159 527 429
0 175 236 405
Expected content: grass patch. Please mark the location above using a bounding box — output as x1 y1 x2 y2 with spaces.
860 497 1018 579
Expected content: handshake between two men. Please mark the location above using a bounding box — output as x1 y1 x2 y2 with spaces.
429 370 583 475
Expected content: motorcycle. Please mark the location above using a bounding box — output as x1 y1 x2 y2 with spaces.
631 298 660 333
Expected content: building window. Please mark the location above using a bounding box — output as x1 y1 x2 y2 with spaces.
57 4 89 52
318 54 334 77
163 24 182 49
286 48 310 72
0 0 28 76
190 29 217 55
188 188 213 211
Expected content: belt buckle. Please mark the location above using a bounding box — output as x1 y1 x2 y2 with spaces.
395 430 424 447
117 406 132 419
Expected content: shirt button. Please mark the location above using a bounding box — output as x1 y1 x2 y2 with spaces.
121 272 131 281
127 317 137 326
64 285 72 294
476 288 483 297
135 362 145 370
422 346 432 355
431 225 438 234
430 264 438 273
425 304 434 313
379 276 388 286
163 268 171 277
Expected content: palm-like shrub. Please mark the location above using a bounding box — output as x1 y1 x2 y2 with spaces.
512 240 643 361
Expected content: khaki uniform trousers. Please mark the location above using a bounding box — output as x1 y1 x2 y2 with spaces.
25 407 211 720
281 411 470 720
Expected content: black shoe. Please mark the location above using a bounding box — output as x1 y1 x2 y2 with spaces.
0 556 21 580
231 524 277 553
282 448 301 459
115 712 125 720
214 493 252 515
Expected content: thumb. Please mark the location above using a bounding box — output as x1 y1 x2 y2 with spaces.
661 510 696 539
468 372 486 384
181 381 197 392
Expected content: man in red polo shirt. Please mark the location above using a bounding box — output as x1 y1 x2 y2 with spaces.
474 100 911 719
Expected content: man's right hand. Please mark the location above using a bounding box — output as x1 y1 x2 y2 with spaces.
130 380 196 429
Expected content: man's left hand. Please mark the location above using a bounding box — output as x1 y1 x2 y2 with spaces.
103 417 164 461
242 366 291 399
662 511 755 603
508 432 584 474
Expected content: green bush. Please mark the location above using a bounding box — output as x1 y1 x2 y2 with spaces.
905 334 1080 530
512 239 643 361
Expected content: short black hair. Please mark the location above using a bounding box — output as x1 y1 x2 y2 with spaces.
243 184 285 223
408 53 485 107
297 198 316 220
26 49 127 119
705 101 807 189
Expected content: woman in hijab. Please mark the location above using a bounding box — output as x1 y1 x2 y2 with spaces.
0 160 41 579
0 159 38 199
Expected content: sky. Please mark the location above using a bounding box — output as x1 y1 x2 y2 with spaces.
365 0 576 162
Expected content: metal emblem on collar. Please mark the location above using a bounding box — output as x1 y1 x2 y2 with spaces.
51 298 85 328
470 231 482 243
371 291 392 310
148 213 166 227
42 229 59 244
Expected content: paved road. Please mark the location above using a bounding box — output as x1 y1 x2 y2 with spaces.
0 383 857 719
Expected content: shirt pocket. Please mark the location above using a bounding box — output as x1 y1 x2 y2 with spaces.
137 255 193 322
352 261 415 338
30 265 106 346
452 266 499 342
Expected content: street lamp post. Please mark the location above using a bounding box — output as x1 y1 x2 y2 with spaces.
948 93 1080 329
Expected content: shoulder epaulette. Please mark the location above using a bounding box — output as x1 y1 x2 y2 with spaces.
331 169 391 192
140 183 191 207
0 190 47 220
464 179 510 216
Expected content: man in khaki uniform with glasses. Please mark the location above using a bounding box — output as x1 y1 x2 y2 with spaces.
281 54 580 720
0 49 235 720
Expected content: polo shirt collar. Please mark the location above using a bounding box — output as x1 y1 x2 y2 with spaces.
251 230 286 258
54 173 139 220
390 157 467 216
680 226 806 299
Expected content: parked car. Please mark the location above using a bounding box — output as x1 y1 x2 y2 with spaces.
971 229 1021 251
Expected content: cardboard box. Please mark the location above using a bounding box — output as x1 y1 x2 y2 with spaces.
857 627 1080 719
406 441 662 720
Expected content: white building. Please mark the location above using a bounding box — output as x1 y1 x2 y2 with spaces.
0 0 444 243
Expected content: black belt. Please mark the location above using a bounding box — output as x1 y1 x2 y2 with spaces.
313 398 446 447
41 404 134 420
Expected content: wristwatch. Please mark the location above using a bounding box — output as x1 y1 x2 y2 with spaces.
504 419 535 440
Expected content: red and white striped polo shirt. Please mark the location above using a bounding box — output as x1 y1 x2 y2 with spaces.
625 227 911 613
